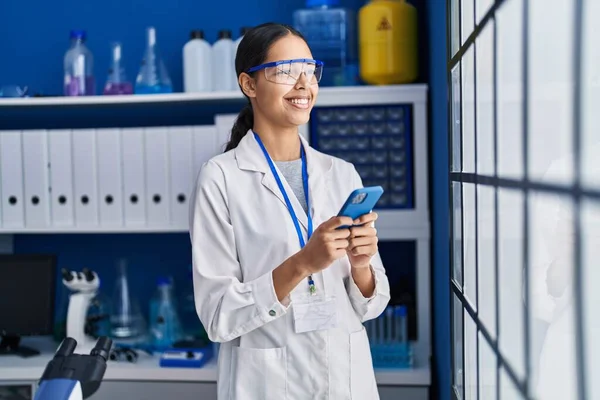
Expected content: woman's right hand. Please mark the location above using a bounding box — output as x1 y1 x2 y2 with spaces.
294 216 353 276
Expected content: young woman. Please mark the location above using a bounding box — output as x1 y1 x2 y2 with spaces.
190 23 390 399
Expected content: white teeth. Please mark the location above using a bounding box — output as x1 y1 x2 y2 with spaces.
289 98 309 105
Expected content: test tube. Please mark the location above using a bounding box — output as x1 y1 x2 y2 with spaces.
394 305 407 344
377 313 384 345
385 306 394 344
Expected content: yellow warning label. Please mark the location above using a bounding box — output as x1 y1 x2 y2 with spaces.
377 16 392 31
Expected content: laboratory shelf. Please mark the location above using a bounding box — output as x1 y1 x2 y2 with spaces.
3 357 430 386
0 83 429 239
0 337 431 385
0 220 429 240
0 84 427 108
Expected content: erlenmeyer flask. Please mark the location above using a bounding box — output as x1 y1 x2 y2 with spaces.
110 259 146 338
103 42 133 95
135 27 173 94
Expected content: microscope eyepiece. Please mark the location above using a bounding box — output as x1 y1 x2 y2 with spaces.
90 337 112 361
55 337 77 357
82 268 95 282
61 268 74 282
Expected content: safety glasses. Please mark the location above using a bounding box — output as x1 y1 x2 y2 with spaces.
246 58 324 85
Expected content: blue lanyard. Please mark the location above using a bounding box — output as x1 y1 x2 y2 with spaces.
254 132 316 294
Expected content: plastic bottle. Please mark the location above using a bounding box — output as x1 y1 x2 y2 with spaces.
231 27 251 90
135 27 173 94
103 42 133 95
232 27 250 60
358 0 418 85
212 30 235 92
293 0 358 86
394 305 413 367
150 277 182 350
63 30 95 96
183 30 212 93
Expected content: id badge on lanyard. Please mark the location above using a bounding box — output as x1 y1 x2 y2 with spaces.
254 132 337 333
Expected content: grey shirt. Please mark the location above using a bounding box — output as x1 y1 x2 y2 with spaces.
275 159 307 213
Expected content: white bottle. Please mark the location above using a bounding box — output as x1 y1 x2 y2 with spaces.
183 30 212 93
212 30 235 92
231 27 250 90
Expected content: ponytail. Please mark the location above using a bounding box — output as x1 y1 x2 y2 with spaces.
225 103 254 151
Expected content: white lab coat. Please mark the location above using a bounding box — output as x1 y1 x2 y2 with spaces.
190 130 391 399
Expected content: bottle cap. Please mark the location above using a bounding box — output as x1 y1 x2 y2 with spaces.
146 27 157 47
70 30 86 40
240 27 252 36
218 30 232 39
306 0 339 7
111 42 122 62
190 30 204 40
394 305 407 317
157 277 171 286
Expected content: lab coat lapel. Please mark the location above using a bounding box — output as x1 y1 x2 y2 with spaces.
235 130 312 231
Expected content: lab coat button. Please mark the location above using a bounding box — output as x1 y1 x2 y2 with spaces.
269 310 276 317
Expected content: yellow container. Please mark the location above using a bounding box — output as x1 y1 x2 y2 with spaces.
358 0 418 85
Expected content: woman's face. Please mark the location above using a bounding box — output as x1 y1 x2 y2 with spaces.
251 34 319 129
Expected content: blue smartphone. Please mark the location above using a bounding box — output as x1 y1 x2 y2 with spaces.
337 186 384 228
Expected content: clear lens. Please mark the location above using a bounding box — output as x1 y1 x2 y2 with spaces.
265 61 322 85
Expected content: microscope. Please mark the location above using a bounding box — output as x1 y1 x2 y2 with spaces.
62 268 101 355
34 336 112 400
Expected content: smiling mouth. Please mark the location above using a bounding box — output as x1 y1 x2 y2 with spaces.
285 97 310 109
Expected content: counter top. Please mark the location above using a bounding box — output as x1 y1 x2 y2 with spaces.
0 337 430 386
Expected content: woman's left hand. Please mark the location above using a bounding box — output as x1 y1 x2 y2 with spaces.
347 212 379 269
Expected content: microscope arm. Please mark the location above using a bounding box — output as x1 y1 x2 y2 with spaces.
66 292 96 348
62 268 100 352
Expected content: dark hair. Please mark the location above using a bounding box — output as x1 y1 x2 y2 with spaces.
224 23 306 152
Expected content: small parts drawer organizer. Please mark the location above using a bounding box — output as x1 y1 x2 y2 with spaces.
310 104 413 209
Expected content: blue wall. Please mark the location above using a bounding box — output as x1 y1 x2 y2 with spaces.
0 0 426 95
1 0 449 396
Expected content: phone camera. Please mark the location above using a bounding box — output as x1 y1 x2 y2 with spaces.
352 193 367 204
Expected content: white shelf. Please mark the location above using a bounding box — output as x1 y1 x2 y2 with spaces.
0 223 429 240
0 84 427 108
0 337 430 386
0 225 189 234
0 83 429 240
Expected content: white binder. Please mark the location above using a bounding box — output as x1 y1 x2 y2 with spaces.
0 131 25 228
168 126 193 227
96 128 123 226
72 129 99 226
22 130 50 228
144 127 170 226
48 130 75 226
121 128 146 226
214 114 237 154
192 125 218 179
